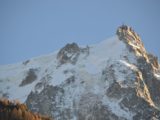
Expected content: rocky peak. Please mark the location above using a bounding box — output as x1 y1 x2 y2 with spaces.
57 42 81 65
116 25 149 62
57 42 90 65
116 25 159 70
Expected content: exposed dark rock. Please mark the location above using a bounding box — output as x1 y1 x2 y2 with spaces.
102 63 116 84
26 85 64 118
80 45 90 56
78 93 122 120
120 92 160 120
57 43 90 65
65 76 75 84
19 68 38 87
23 60 30 65
137 56 160 106
106 82 133 99
57 43 81 65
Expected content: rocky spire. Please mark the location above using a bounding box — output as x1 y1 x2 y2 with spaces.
116 25 159 70
116 25 149 62
116 25 160 107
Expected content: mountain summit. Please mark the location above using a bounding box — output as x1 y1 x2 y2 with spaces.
117 25 149 62
0 25 160 120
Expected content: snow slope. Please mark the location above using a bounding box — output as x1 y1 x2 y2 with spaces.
0 36 125 99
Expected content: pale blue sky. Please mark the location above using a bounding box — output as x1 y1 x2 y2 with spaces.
0 0 160 65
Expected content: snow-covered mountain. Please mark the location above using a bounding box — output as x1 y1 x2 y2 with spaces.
0 25 160 120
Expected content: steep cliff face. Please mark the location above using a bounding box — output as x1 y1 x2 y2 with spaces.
117 25 160 107
0 25 160 120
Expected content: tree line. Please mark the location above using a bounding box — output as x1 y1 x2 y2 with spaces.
0 98 52 120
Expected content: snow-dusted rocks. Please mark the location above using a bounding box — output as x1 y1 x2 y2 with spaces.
57 43 89 65
0 25 160 120
57 43 81 65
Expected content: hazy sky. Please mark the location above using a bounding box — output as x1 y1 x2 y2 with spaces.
0 0 160 65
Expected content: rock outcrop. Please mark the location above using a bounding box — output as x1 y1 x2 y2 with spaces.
57 43 89 65
57 43 81 65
